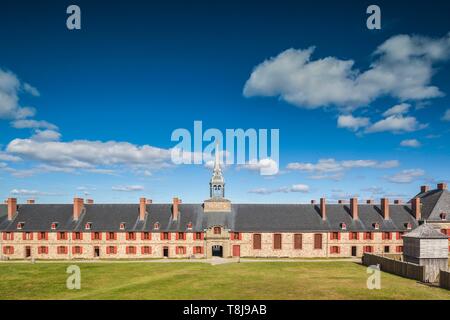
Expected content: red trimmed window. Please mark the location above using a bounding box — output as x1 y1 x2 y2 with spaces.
73 232 82 240
2 232 14 240
384 246 390 253
23 232 33 240
51 223 58 230
231 232 241 240
176 246 186 254
213 227 221 234
141 246 152 254
396 232 404 240
382 232 392 240
126 246 136 254
294 234 302 250
193 246 204 254
3 246 14 255
37 232 48 240
91 232 102 240
396 246 403 253
161 232 170 240
177 232 186 240
363 232 373 240
57 246 68 254
38 246 48 254
330 246 340 254
106 246 117 254
106 232 116 240
253 233 262 250
141 232 151 240
349 232 359 240
194 232 204 240
126 232 136 240
314 234 323 249
363 246 373 253
58 232 68 240
330 232 340 240
273 233 282 250
72 246 83 254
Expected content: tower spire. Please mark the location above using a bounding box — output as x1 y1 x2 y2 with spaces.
209 142 224 199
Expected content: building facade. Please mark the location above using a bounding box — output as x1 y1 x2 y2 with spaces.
1 157 449 260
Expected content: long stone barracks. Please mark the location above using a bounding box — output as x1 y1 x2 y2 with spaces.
0 155 449 260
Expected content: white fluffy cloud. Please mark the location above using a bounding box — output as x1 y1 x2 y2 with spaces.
244 34 450 109
5 138 172 175
442 109 450 121
11 119 58 130
0 68 37 119
386 169 425 184
337 115 370 131
400 139 421 148
382 103 411 117
30 129 61 141
112 185 145 192
287 158 398 173
10 189 58 196
365 115 427 134
248 184 309 195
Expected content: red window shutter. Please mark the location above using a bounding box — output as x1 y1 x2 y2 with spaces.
57 232 61 240
176 233 179 240
126 246 129 254
168 233 171 240
230 233 234 240
201 232 204 240
126 232 129 240
106 246 110 254
184 233 186 240
160 233 164 240
106 232 110 240
2 233 5 241
141 246 145 254
11 246 14 254
338 232 341 240
30 233 34 240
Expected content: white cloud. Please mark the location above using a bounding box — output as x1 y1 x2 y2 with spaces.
386 169 425 184
112 185 144 192
248 184 309 195
382 103 411 117
238 158 279 175
31 129 61 141
0 152 21 162
337 115 370 131
400 139 421 148
365 115 427 134
11 119 58 130
244 34 450 110
442 109 450 121
5 139 172 174
10 189 58 196
287 158 398 174
23 83 40 97
0 68 36 119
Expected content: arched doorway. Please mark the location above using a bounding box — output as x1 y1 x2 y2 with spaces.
212 245 223 257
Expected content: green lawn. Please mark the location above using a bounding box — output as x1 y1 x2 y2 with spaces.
0 261 449 300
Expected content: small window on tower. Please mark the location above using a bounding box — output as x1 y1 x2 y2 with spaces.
213 227 221 234
85 222 92 230
154 222 160 230
440 212 447 220
119 223 125 230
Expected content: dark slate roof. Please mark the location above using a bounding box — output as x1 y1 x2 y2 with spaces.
0 202 418 232
403 223 448 239
412 189 450 221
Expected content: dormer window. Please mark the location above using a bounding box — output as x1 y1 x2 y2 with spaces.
187 222 193 230
440 212 447 220
17 222 25 230
372 223 380 230
85 222 92 230
51 222 58 230
119 223 126 230
154 222 160 230
340 223 347 230
404 222 412 230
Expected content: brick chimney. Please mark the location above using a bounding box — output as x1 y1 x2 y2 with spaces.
7 198 17 221
319 198 326 220
27 199 35 204
73 198 84 221
411 197 421 220
381 198 389 220
86 199 94 204
172 197 180 221
437 183 448 190
366 199 373 204
420 185 429 193
350 198 358 220
139 197 147 221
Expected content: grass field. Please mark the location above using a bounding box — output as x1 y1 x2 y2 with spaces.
0 261 449 300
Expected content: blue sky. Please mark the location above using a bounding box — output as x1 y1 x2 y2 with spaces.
0 0 449 204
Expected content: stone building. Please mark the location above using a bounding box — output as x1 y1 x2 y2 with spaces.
0 154 449 260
